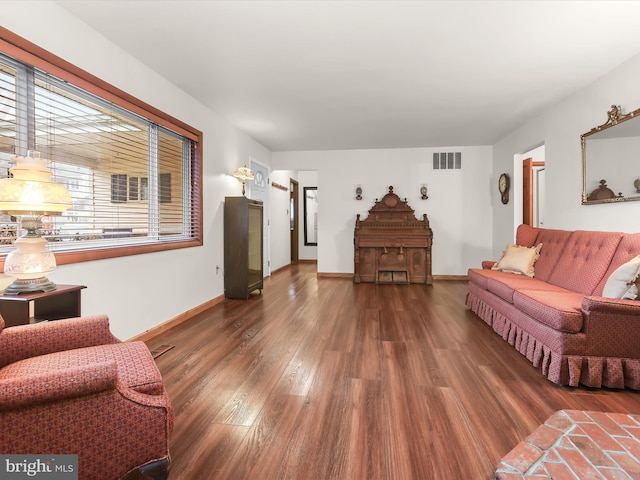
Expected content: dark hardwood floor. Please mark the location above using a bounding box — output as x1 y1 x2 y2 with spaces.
149 263 640 479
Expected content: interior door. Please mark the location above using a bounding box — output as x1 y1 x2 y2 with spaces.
290 178 299 264
535 167 546 227
249 159 270 276
523 157 545 226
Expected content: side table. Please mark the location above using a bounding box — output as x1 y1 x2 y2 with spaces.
0 284 87 327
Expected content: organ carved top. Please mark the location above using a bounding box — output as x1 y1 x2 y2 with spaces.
355 186 430 230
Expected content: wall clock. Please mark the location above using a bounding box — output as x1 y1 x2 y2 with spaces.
498 173 510 204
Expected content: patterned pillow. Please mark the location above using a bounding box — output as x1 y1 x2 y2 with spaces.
602 254 640 300
492 243 543 277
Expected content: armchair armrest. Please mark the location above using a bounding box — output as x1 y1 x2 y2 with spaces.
0 361 118 410
0 314 121 367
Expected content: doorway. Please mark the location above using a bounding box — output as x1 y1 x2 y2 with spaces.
522 152 545 227
290 178 299 264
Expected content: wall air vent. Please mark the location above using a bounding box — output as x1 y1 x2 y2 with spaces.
433 152 462 170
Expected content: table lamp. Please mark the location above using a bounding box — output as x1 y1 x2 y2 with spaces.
0 151 72 294
232 165 254 196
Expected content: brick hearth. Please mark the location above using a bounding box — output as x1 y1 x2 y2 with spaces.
495 409 640 479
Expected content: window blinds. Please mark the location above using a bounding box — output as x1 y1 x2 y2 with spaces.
0 52 198 257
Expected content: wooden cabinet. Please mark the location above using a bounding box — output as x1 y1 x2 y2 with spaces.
224 196 264 299
354 186 433 285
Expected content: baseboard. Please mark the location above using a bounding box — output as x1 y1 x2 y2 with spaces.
129 294 225 342
270 264 290 275
433 275 468 281
317 272 353 278
271 260 318 276
317 273 468 281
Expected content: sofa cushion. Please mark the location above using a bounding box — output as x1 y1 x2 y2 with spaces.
513 289 584 333
468 268 491 290
0 341 163 395
492 243 543 277
530 228 573 282
468 267 544 292
487 276 567 304
547 230 623 295
602 254 640 299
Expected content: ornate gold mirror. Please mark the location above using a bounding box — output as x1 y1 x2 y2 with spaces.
582 105 640 204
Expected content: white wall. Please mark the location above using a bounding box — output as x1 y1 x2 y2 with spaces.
273 147 493 276
2 1 272 339
493 52 640 259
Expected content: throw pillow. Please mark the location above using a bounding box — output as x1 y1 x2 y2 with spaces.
491 242 543 277
602 255 640 300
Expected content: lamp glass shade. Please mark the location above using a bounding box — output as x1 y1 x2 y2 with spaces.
0 153 72 294
231 166 255 182
0 154 72 215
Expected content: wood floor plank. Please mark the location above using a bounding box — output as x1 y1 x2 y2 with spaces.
380 340 436 478
429 387 495 479
218 394 307 479
272 350 353 480
349 308 382 380
342 378 388 479
148 264 640 480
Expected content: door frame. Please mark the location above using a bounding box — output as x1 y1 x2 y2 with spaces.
290 178 299 264
523 157 545 226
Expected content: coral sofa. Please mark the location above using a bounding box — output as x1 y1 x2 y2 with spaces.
0 314 173 480
466 224 640 390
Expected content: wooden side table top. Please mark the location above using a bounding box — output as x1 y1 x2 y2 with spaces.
0 284 86 301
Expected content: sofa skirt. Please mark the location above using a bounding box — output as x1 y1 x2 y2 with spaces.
466 291 640 390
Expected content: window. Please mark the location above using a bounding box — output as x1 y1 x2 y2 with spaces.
0 29 202 268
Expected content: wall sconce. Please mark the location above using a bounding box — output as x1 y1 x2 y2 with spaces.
355 185 363 200
420 184 428 200
231 165 254 196
0 151 73 294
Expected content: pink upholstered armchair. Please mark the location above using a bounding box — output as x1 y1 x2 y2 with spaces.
0 314 173 480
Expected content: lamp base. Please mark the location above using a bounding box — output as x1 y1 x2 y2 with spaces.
4 276 57 295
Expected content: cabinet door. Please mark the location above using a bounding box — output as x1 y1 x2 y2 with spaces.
247 203 263 289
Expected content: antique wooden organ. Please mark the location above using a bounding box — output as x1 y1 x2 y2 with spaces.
353 186 433 285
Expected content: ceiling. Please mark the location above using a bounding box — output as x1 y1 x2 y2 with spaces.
55 0 640 152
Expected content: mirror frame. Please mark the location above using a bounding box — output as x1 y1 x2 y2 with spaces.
581 104 640 205
303 186 318 246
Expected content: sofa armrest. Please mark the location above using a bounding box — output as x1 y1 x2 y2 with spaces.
582 296 640 315
0 314 121 367
0 361 118 410
581 296 640 358
482 260 496 270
